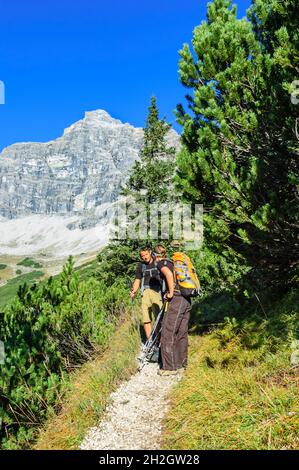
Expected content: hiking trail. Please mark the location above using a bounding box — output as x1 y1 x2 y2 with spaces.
80 360 182 450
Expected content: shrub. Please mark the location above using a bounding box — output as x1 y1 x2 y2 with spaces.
0 257 130 449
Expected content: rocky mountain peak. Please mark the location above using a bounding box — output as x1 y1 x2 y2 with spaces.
84 109 122 125
0 110 180 222
62 109 127 136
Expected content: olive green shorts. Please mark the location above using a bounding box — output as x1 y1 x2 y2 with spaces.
141 288 162 324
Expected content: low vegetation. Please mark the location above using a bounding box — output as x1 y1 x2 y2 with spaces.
17 258 43 269
0 257 131 449
162 290 299 450
0 271 44 309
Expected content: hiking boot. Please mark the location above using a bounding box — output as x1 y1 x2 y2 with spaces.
157 369 178 376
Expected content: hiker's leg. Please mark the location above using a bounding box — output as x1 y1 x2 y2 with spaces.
143 289 163 339
160 294 184 370
149 291 163 362
149 289 163 325
170 296 191 369
141 289 152 338
176 298 191 368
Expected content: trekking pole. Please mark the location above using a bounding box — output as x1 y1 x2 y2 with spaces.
143 301 165 350
138 300 167 371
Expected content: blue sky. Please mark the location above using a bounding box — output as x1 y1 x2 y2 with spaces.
0 0 251 151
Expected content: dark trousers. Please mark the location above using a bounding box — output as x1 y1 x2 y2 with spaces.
160 292 191 371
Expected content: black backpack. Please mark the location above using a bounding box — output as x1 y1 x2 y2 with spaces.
140 258 163 294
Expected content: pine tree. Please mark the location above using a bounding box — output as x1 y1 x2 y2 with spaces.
248 0 299 286
119 96 178 247
123 96 177 204
96 99 177 280
176 0 264 289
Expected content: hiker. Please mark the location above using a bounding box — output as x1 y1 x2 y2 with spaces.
154 244 193 377
130 246 163 339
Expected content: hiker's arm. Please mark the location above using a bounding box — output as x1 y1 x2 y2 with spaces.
160 266 174 300
130 279 141 297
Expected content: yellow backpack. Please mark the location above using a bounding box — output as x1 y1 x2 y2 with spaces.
172 252 201 298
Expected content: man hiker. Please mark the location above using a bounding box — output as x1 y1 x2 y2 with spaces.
130 246 163 339
154 244 192 377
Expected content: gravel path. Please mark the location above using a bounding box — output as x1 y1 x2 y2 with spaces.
80 360 182 450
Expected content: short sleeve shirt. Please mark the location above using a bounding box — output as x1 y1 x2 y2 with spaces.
156 259 174 275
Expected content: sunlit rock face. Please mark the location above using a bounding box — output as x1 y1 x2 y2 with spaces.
0 110 180 219
0 110 143 218
0 110 180 256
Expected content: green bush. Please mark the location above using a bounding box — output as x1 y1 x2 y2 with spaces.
0 256 130 449
0 271 44 309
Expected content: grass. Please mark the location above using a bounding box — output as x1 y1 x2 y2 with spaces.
75 259 99 282
161 291 299 450
34 312 140 449
0 271 44 309
17 257 43 269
